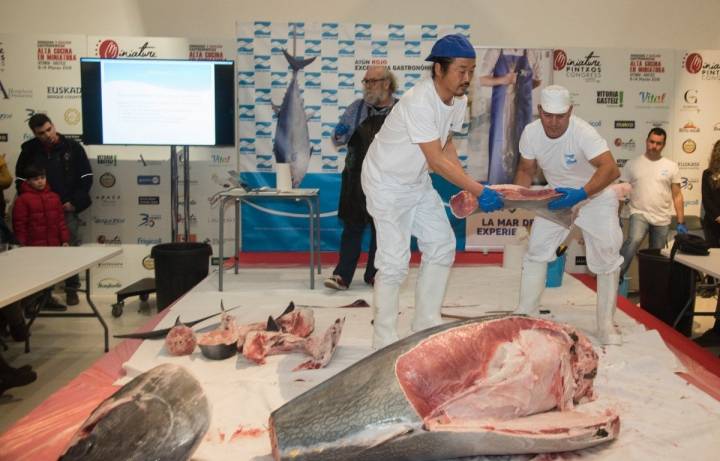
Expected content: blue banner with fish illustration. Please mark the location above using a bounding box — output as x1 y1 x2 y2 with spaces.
236 21 471 251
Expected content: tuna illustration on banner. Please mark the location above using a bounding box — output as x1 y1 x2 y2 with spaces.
273 30 316 188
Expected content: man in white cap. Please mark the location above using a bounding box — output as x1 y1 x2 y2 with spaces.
513 85 624 345
362 34 504 349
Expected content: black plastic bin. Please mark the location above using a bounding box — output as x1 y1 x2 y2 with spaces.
637 248 694 336
151 242 212 310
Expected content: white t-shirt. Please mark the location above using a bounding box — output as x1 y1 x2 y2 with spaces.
363 78 467 187
519 116 609 189
621 155 681 225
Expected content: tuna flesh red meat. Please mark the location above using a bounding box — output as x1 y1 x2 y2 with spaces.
243 318 345 369
450 185 563 218
269 315 619 460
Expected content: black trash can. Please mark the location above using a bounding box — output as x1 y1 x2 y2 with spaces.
637 248 694 336
151 242 212 310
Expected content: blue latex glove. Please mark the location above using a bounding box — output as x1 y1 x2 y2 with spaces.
676 223 688 234
548 187 588 210
478 187 504 212
335 123 350 136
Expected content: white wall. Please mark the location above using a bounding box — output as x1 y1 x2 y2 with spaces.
3 0 720 49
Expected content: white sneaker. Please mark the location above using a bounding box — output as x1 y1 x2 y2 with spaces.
323 275 348 291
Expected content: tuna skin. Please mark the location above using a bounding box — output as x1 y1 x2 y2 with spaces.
60 364 210 461
269 315 619 461
273 50 316 188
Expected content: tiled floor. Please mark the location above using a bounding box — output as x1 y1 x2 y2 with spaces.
0 277 718 435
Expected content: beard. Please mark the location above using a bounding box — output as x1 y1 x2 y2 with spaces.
363 88 385 106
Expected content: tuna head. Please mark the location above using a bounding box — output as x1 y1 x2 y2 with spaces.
60 364 210 461
269 315 618 461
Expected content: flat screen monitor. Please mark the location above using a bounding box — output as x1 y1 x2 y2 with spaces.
80 58 235 146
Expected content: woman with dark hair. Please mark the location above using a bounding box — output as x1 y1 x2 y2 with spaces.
0 153 12 220
697 139 720 346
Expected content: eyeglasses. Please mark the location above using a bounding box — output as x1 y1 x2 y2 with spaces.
361 78 386 86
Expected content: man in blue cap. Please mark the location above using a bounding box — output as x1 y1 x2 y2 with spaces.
361 34 504 348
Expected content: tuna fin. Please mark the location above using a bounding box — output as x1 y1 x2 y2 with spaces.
266 315 281 332
280 301 295 317
282 49 316 71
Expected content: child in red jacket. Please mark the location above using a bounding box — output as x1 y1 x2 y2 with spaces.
13 164 70 247
12 164 70 312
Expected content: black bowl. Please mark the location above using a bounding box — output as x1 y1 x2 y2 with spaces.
198 342 237 360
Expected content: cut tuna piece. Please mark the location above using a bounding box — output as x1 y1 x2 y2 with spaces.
269 315 618 461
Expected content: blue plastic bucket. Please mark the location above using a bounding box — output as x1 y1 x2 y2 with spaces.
546 255 566 288
618 275 629 298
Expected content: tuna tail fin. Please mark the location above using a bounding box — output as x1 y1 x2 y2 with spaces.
282 49 316 71
279 301 295 317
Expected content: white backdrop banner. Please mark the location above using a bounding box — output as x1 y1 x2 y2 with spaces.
0 34 235 292
672 50 720 217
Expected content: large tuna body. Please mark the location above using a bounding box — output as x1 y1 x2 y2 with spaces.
60 364 210 461
269 315 619 460
273 50 316 187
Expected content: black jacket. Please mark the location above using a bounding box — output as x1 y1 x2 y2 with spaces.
15 135 93 213
702 169 720 224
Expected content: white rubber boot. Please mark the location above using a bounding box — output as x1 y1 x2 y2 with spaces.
372 278 401 349
412 264 451 332
596 269 623 346
514 260 547 315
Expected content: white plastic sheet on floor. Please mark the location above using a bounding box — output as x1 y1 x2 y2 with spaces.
118 266 720 461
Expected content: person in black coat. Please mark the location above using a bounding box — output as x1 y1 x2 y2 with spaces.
15 114 93 306
697 139 720 345
324 66 397 290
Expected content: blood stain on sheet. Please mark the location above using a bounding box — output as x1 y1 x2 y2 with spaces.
231 426 266 441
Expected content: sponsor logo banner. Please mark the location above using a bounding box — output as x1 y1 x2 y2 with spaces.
614 120 635 129
682 52 720 80
138 196 160 205
94 194 121 206
96 154 117 166
93 217 125 225
96 235 122 245
628 53 664 82
613 138 637 152
138 237 162 245
137 175 161 185
138 213 161 227
597 90 623 107
98 172 116 188
554 50 602 82
678 161 700 170
47 86 81 99
64 108 81 125
97 278 122 289
188 43 225 60
680 176 699 191
682 139 697 154
95 39 156 59
679 121 700 133
36 39 77 71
